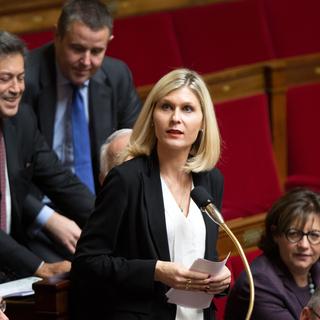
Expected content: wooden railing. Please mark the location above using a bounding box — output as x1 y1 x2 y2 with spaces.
0 0 227 34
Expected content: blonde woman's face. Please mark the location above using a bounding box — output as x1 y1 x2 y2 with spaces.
274 213 320 276
152 87 203 154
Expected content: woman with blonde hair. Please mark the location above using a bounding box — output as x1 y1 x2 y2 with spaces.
71 68 230 320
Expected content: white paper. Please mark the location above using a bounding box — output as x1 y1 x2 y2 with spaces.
0 276 42 298
166 253 230 309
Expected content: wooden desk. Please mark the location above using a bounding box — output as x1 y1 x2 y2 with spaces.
5 273 70 320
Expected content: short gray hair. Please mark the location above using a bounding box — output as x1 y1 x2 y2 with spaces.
100 129 132 176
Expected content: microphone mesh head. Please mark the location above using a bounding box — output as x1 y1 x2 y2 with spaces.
190 186 213 209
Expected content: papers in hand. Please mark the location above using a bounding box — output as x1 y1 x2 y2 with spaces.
0 276 42 298
166 254 230 309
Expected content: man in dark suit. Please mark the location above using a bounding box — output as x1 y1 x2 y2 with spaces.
21 0 141 261
22 0 141 193
0 31 94 281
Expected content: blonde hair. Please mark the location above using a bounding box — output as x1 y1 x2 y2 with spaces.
122 68 221 172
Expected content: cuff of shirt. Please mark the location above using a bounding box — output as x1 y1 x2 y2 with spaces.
28 205 54 237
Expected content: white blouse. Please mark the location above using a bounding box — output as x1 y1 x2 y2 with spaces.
161 177 206 320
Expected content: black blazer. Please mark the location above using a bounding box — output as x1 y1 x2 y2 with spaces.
71 152 224 320
22 43 142 193
0 104 94 280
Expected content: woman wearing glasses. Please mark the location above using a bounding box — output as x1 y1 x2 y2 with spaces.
225 188 320 320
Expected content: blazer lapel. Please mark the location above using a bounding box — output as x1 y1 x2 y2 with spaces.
142 158 170 261
88 78 114 163
37 49 57 147
275 260 306 316
2 119 21 230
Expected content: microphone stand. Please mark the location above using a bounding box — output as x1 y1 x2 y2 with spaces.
196 198 254 320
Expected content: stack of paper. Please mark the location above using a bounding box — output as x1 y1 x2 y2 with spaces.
0 276 42 298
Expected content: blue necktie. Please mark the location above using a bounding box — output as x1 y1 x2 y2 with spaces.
71 85 95 194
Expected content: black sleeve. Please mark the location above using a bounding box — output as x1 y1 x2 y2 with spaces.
0 229 42 279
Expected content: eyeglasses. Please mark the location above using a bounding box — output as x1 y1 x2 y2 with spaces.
285 228 320 245
310 307 320 319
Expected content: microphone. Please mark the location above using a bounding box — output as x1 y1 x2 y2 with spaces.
191 186 255 320
190 186 224 225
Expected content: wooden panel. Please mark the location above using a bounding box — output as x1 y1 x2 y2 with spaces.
33 273 70 320
217 212 266 257
137 63 268 103
281 53 320 87
203 63 267 103
5 273 70 320
5 297 35 320
0 0 227 34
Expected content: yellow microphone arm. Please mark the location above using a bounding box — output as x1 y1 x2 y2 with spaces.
191 186 254 320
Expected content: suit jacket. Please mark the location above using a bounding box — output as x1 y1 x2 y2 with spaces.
0 103 95 280
22 43 142 194
70 151 224 320
224 254 320 320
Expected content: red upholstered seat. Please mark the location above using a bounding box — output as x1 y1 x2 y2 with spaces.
261 0 320 58
285 82 320 192
171 0 274 74
215 94 282 220
19 30 54 49
107 12 183 86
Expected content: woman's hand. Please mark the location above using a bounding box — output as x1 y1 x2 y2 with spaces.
155 260 210 291
204 265 231 295
155 261 231 294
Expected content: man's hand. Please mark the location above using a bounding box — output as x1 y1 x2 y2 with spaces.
44 212 81 254
34 261 71 278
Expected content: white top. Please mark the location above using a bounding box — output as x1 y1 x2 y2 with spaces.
161 177 205 320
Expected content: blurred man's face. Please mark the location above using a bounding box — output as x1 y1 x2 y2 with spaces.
55 20 112 86
0 53 24 118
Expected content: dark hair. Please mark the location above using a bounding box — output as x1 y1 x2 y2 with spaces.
259 188 320 257
57 0 113 38
0 31 26 57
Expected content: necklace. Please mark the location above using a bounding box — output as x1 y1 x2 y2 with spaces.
178 182 191 213
308 272 316 295
161 174 191 214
